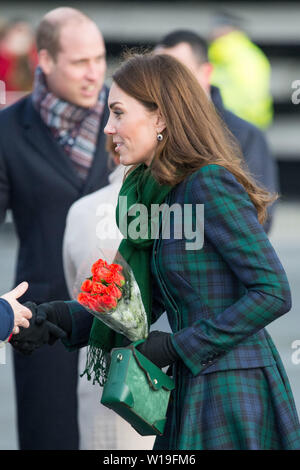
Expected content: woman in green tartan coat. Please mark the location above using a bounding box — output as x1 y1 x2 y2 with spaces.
11 53 300 450
103 53 300 450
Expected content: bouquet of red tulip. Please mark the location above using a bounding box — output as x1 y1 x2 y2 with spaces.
77 254 148 341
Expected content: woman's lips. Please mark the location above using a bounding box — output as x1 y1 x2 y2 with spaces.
114 143 124 152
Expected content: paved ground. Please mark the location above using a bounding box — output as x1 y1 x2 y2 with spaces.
0 200 300 449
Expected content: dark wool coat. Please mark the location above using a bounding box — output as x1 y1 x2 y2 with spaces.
0 93 110 303
0 92 110 449
0 298 14 341
211 86 278 234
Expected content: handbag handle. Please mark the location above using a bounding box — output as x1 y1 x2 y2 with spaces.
132 339 146 348
128 339 158 391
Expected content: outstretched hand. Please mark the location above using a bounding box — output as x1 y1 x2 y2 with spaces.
10 302 67 355
1 282 32 335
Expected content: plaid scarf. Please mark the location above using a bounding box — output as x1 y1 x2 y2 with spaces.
32 66 106 180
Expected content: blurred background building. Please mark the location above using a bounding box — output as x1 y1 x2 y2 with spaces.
0 0 299 196
0 0 299 449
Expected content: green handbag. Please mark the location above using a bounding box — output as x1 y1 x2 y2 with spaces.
101 339 175 436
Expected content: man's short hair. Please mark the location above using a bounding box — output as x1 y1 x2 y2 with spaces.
36 19 62 60
36 9 92 61
157 30 209 64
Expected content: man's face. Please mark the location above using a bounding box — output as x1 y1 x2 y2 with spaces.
156 42 211 94
41 21 106 108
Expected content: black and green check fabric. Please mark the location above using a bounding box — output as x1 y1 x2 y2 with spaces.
64 164 300 449
151 164 300 449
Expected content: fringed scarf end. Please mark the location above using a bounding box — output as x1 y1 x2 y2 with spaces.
80 345 110 387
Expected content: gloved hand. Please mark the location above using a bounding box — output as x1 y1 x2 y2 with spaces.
10 301 71 355
35 301 72 338
134 331 178 369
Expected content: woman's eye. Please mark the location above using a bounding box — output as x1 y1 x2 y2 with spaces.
114 111 123 118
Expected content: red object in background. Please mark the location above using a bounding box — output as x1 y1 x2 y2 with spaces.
0 45 38 91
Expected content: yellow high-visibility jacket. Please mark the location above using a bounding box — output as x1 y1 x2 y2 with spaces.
209 30 273 129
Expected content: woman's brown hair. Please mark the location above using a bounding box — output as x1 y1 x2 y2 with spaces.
112 52 277 224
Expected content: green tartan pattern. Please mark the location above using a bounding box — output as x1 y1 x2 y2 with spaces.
155 361 300 450
151 164 300 450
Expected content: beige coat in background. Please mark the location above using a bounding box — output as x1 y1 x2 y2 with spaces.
63 164 155 450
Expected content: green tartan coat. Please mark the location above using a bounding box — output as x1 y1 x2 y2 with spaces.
151 164 300 450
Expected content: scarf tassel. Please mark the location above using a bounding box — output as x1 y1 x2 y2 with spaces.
80 345 111 387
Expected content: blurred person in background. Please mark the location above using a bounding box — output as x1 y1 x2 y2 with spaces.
0 282 32 341
208 11 273 129
63 135 154 449
0 18 38 105
0 7 110 449
156 29 278 233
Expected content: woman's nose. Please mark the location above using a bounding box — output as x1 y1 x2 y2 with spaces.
104 117 115 135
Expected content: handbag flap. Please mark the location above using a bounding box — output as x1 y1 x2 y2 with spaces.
133 347 175 392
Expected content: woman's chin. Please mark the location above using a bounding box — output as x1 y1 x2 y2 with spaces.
119 155 131 166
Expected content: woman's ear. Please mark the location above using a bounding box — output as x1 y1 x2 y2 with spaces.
155 110 166 134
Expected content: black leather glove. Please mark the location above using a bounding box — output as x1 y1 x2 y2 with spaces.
135 331 178 368
10 301 71 355
35 301 72 337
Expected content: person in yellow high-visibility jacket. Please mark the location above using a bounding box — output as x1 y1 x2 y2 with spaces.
209 26 273 129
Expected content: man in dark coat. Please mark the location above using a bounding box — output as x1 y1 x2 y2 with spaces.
155 30 278 233
0 7 110 449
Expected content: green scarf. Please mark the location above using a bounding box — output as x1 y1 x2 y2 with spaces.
82 163 172 385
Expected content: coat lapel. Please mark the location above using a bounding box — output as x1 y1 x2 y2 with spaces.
21 97 85 192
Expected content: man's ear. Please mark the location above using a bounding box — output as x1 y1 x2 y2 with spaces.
38 49 55 75
197 62 214 94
